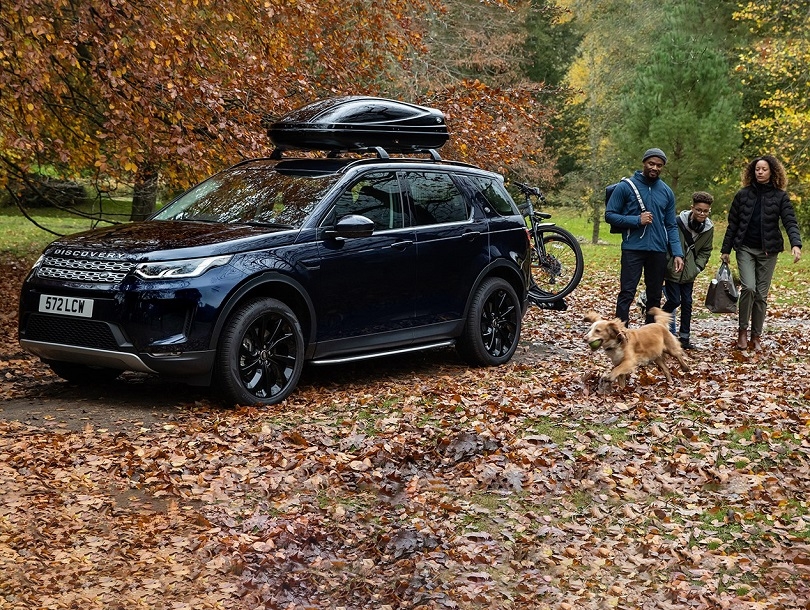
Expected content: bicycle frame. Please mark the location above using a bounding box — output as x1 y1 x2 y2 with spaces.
514 182 583 308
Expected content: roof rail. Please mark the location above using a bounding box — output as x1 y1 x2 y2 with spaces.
270 147 442 161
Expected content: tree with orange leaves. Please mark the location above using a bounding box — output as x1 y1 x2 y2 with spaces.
1 0 555 226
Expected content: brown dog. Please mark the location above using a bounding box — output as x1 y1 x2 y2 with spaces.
584 307 689 388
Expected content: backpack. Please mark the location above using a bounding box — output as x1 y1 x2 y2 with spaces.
605 177 646 234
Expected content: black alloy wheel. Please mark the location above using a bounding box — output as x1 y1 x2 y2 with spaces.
216 297 305 406
457 277 521 366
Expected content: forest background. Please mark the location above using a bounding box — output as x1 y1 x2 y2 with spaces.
1 0 809 241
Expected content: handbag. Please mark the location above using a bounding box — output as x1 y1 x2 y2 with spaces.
705 262 739 313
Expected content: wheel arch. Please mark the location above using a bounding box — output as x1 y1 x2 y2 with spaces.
464 260 528 320
209 273 316 354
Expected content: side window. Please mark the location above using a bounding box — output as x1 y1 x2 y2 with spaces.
468 175 518 215
326 172 403 230
405 171 470 226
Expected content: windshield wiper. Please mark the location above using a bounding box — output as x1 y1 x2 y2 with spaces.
181 216 221 223
241 220 295 229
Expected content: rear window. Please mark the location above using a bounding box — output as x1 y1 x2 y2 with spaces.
468 175 518 215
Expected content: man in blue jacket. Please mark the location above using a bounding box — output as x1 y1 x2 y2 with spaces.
606 148 684 325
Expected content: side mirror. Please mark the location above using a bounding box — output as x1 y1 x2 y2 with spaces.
324 214 375 240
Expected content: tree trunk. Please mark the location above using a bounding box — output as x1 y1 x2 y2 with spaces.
130 164 158 221
591 200 601 244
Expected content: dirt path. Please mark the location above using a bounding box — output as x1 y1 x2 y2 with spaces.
0 371 213 431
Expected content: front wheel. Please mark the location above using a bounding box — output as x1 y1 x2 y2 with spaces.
457 277 521 366
215 297 305 406
529 226 584 302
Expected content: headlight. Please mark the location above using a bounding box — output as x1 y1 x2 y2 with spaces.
29 254 45 272
134 255 232 279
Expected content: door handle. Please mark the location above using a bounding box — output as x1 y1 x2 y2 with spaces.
463 231 481 241
391 240 414 250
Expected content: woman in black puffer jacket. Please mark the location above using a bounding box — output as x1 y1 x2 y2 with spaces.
720 155 802 351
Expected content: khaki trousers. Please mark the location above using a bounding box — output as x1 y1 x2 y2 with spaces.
735 245 778 336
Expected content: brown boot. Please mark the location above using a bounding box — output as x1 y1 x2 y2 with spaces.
751 334 763 351
736 329 748 350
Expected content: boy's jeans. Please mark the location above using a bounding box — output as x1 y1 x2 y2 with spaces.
663 280 695 339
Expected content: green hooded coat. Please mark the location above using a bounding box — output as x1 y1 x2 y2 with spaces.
666 209 714 284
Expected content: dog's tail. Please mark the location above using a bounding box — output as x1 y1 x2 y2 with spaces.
583 311 602 323
647 307 672 328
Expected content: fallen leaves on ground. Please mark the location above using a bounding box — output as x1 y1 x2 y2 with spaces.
1 258 809 609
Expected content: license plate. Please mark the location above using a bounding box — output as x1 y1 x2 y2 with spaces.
38 294 94 318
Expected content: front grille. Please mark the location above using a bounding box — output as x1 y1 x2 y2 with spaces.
25 314 121 351
37 256 135 284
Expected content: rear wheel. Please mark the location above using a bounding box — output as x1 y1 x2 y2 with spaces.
215 297 305 406
457 277 521 366
46 361 121 384
529 226 583 302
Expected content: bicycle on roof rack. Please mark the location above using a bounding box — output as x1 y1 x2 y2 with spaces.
514 182 584 309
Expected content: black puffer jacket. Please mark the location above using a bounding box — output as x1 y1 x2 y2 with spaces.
721 183 802 255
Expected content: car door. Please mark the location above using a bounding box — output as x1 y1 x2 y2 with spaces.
404 170 489 335
313 171 417 356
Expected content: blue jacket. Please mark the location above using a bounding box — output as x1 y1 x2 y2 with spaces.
605 170 683 257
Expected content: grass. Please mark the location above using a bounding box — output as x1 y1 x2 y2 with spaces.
0 198 133 259
525 415 569 445
2 201 805 304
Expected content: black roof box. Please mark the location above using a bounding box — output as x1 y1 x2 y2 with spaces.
268 96 449 154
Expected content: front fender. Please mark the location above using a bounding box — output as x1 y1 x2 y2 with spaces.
209 272 317 352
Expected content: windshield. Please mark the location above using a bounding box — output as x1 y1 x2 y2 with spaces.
152 161 341 228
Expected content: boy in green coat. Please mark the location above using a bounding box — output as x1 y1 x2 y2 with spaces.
663 191 714 349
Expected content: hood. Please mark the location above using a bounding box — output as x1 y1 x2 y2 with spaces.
678 209 713 233
45 220 299 260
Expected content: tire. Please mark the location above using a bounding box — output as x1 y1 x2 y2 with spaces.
46 361 121 384
215 297 305 406
457 277 521 366
529 226 584 302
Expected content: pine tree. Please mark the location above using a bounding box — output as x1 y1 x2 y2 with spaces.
613 1 742 206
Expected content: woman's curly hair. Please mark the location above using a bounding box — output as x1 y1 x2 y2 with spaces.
743 155 787 190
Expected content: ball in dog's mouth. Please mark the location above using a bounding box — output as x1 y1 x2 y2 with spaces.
588 339 602 350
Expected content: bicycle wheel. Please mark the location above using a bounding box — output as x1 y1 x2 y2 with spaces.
529 226 584 301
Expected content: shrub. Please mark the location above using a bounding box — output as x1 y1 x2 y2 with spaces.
6 175 89 209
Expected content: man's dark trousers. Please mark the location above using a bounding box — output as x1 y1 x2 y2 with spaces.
616 249 668 325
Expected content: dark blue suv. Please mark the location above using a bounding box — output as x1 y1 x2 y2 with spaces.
18 97 531 405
